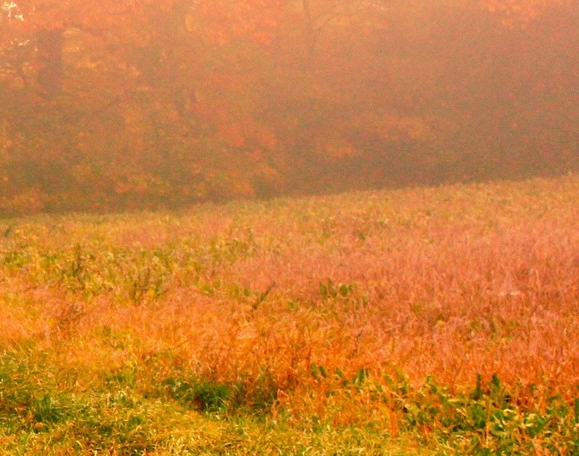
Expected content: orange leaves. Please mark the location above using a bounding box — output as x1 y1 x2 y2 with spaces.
257 129 278 151
250 29 276 47
1 0 162 45
324 142 360 161
1 0 577 211
190 0 281 46
480 0 569 27
221 123 246 148
247 149 263 163
0 0 37 45
355 113 438 144
219 119 278 152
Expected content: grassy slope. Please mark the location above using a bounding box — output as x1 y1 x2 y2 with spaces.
1 174 579 454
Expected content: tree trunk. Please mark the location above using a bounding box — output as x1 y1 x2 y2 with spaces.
36 28 64 96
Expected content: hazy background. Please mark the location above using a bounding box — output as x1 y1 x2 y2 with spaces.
1 0 577 213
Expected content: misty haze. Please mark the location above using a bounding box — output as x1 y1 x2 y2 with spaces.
1 1 579 454
1 0 577 212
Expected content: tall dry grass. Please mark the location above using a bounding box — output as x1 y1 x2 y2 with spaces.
1 174 578 430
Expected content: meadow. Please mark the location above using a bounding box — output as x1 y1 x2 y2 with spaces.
1 174 578 454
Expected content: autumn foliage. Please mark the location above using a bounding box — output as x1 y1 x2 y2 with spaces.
0 0 578 213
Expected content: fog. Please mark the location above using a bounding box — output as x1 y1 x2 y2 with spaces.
0 0 577 213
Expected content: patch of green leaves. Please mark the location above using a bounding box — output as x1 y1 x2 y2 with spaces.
165 377 231 413
381 372 579 454
319 279 357 300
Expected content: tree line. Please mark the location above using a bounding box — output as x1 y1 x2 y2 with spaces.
0 0 577 213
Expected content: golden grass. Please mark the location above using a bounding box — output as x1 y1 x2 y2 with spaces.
1 174 578 451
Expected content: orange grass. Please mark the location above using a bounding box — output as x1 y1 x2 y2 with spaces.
1 174 578 434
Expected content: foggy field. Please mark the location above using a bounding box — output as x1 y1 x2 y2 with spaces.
3 1 579 452
0 174 578 454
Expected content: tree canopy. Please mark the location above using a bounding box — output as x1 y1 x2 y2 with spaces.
1 0 577 213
